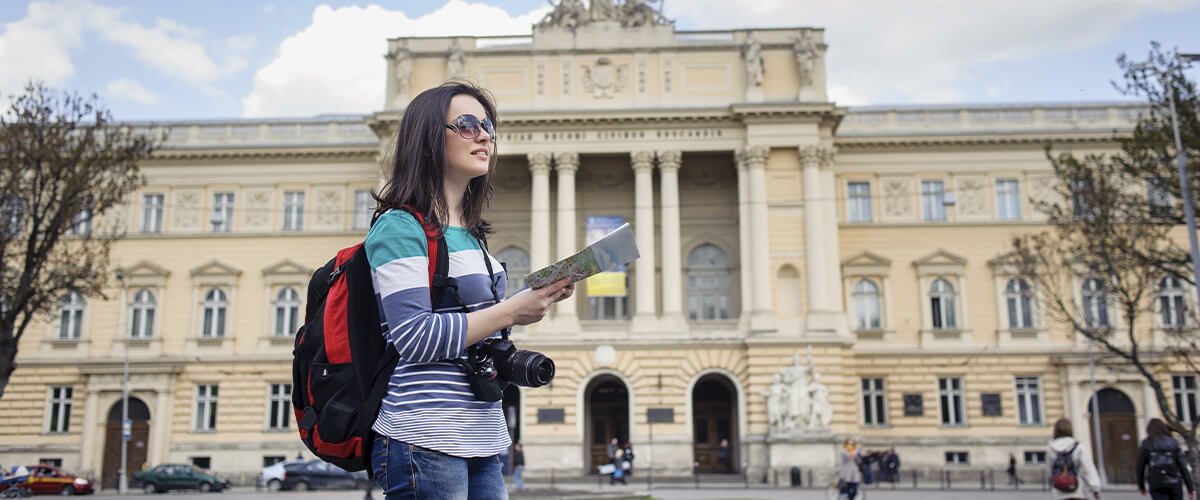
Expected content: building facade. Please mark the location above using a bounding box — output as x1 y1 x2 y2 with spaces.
3 3 1195 487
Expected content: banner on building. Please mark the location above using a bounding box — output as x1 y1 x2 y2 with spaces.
586 216 627 297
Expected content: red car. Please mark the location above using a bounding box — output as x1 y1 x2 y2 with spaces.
0 465 94 496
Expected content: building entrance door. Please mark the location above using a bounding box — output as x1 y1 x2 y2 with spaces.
1087 388 1138 484
585 376 628 473
692 375 737 473
102 397 151 490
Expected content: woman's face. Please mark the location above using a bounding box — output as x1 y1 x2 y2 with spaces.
443 94 493 186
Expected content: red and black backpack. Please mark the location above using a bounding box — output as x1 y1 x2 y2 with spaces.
291 209 448 472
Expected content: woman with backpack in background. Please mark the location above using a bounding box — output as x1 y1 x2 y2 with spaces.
366 82 575 499
1137 418 1196 500
836 437 864 500
1048 417 1102 500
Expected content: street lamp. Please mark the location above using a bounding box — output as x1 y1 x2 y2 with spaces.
116 271 129 495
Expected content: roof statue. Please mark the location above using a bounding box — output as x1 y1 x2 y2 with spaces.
536 0 671 30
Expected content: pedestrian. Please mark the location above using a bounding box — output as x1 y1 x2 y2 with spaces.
1137 418 1196 500
717 438 732 473
366 82 575 499
876 450 889 483
1007 453 1024 485
837 437 863 500
622 442 635 478
512 443 525 492
1048 417 1101 500
363 473 375 500
885 448 900 484
606 437 620 463
610 449 627 485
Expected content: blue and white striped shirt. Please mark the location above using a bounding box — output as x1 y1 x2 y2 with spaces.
365 209 510 458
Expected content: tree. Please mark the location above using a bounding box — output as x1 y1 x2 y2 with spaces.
0 83 159 399
1011 43 1200 485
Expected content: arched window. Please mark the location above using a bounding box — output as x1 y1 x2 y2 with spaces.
130 289 156 338
687 244 731 320
1160 276 1187 327
58 291 85 340
1081 278 1109 328
202 289 228 338
1006 278 1034 329
929 278 956 329
274 287 300 337
496 246 530 298
852 280 881 330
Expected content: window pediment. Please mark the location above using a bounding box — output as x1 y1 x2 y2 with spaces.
119 260 170 279
842 251 891 277
913 249 967 276
262 259 310 278
190 260 242 278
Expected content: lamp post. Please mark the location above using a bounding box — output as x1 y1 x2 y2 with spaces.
116 271 129 495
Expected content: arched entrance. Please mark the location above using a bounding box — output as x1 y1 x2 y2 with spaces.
585 375 629 473
103 397 151 489
1087 388 1137 484
692 374 738 473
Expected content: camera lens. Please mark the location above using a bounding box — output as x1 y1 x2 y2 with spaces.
501 350 555 387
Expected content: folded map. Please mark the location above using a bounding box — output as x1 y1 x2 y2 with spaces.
524 223 640 289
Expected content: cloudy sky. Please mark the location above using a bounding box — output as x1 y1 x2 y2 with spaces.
1 0 1197 120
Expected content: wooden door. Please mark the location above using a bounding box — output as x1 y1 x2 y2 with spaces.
692 377 736 473
102 421 150 489
586 378 628 473
1097 414 1138 484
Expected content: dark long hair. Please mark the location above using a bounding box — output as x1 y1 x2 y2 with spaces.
374 82 497 238
1146 417 1170 440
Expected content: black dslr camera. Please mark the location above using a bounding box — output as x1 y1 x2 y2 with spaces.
465 337 555 402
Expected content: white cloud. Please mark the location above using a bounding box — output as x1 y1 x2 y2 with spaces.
0 0 87 95
105 78 160 105
241 1 549 117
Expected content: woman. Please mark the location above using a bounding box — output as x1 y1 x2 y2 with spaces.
367 82 574 499
1048 418 1102 500
837 437 863 500
1137 418 1196 500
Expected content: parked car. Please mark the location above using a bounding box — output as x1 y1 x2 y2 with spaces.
280 461 367 491
0 465 93 496
255 460 305 491
134 464 230 494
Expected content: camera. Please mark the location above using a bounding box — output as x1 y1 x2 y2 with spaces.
464 338 555 402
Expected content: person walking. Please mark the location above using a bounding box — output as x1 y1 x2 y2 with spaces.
1048 417 1102 500
512 443 525 492
1137 418 1196 500
1008 453 1025 486
885 448 900 484
837 437 863 500
622 442 635 479
717 438 732 473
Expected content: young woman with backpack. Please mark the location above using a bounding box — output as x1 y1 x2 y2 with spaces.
1137 418 1196 500
366 82 574 499
1048 418 1102 500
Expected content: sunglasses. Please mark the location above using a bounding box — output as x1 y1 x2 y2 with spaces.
445 114 497 143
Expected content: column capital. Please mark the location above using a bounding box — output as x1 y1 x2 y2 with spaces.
656 150 682 171
735 145 769 169
798 144 835 167
631 150 655 173
554 152 579 173
528 152 552 174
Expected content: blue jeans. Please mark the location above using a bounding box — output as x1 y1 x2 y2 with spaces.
371 435 508 500
512 466 524 491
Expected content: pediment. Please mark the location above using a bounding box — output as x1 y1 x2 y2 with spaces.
913 249 967 267
118 260 170 278
842 251 891 268
190 260 242 277
262 259 311 277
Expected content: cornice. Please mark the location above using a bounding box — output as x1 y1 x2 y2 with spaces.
834 130 1127 149
152 144 377 162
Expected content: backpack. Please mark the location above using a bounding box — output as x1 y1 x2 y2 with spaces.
1050 442 1079 493
291 208 448 472
1147 449 1182 487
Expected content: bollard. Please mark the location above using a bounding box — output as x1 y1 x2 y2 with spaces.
806 468 813 488
912 469 917 490
947 469 952 490
597 469 602 489
980 470 985 490
551 469 556 491
1041 469 1048 491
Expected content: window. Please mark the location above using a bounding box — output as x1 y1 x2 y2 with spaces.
496 247 530 298
142 194 164 233
1071 179 1096 219
274 288 300 337
1023 451 1047 465
1006 278 1034 329
129 289 156 338
939 377 965 426
589 277 630 320
944 451 969 465
72 195 93 235
847 182 872 222
921 180 946 221
687 244 731 320
853 280 881 330
353 190 374 230
996 179 1021 220
1 197 26 237
1147 178 1173 218
194 384 218 432
282 191 305 232
861 378 887 426
191 457 211 470
263 456 286 467
211 193 234 232
268 383 291 430
47 386 72 433
1175 375 1198 426
930 279 957 329
58 291 85 340
1081 278 1109 329
1015 376 1043 425
37 458 62 468
201 289 227 338
1159 277 1187 328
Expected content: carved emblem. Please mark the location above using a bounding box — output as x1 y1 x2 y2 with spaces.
883 179 913 217
956 178 986 216
582 58 627 99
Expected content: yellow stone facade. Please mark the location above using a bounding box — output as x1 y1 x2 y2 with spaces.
2 14 1191 488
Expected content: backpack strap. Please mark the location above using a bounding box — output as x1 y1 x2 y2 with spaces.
397 206 450 306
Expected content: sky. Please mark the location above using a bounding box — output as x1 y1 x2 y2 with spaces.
1 0 1198 121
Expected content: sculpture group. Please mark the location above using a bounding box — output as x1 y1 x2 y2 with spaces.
764 350 832 433
537 0 670 29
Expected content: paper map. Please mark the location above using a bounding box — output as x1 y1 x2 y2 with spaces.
524 223 640 289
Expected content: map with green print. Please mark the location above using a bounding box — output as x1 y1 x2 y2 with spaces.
525 223 639 289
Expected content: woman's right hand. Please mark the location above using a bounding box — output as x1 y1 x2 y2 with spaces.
506 278 574 326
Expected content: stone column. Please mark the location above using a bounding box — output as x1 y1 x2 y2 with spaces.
820 148 844 311
80 386 101 475
740 145 775 332
529 153 552 272
554 152 579 327
800 145 828 312
735 155 752 328
632 151 658 330
658 150 686 331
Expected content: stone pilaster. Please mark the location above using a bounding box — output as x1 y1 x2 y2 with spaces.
554 152 579 329
735 156 752 330
738 145 775 333
800 145 828 312
819 148 844 312
657 150 686 332
528 153 552 272
631 151 658 331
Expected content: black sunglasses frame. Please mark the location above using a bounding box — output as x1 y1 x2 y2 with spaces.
445 114 496 143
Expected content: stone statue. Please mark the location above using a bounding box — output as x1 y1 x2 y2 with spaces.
764 373 791 432
536 0 588 29
536 0 669 30
764 348 833 434
793 32 818 88
807 373 832 429
446 42 465 81
621 0 668 27
784 354 812 429
387 48 412 107
742 35 764 89
589 0 618 21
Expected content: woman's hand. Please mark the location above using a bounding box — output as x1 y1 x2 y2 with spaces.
507 278 574 326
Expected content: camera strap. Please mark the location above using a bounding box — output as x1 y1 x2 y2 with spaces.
447 236 507 376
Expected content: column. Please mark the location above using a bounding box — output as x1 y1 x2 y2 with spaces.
800 145 828 312
632 151 658 330
658 150 685 331
741 145 775 332
820 148 844 311
735 154 752 328
528 153 552 271
554 152 579 326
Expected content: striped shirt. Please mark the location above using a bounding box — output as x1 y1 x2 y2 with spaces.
365 209 510 458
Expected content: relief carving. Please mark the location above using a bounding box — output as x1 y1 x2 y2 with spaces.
735 145 769 169
172 191 201 230
386 47 412 108
793 31 820 89
315 189 343 227
883 179 914 218
582 58 628 99
955 177 987 217
244 189 272 229
446 42 465 81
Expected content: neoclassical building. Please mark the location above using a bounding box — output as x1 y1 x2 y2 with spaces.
2 2 1193 487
